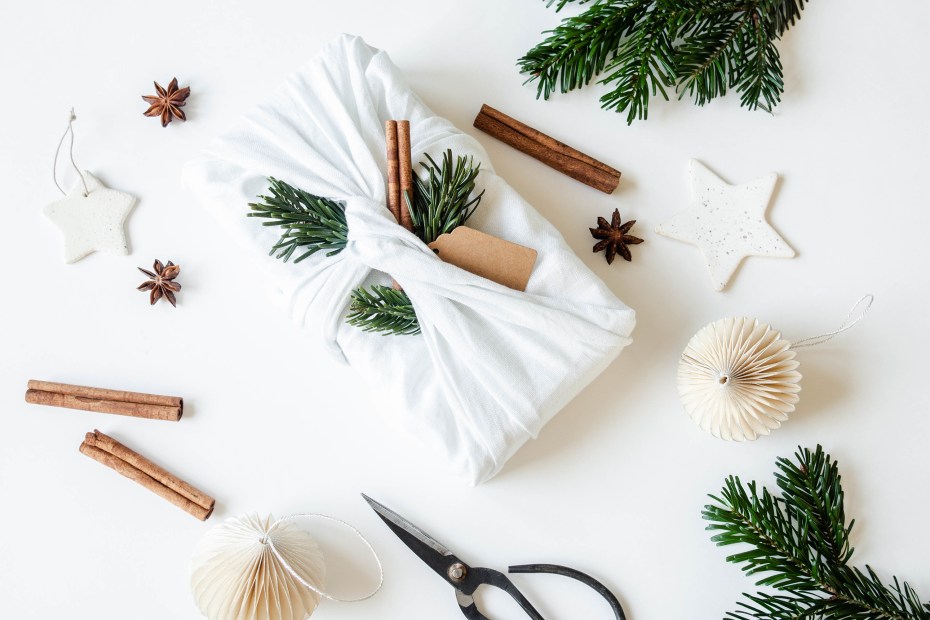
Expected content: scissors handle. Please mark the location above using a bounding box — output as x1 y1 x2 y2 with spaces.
509 564 626 620
457 567 545 620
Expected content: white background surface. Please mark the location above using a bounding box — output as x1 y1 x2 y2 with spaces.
2 1 929 618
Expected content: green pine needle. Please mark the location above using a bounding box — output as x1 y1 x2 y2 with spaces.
407 150 485 245
248 177 348 263
249 150 484 336
704 446 930 620
346 285 420 336
349 149 484 335
519 0 809 123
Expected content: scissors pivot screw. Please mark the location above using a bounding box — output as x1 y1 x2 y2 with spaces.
448 563 468 582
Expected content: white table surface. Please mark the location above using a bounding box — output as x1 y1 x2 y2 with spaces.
3 1 929 618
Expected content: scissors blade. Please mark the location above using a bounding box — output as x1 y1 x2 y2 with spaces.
362 494 463 582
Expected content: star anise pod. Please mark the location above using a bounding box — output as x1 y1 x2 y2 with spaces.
138 260 181 307
590 208 643 264
142 78 190 127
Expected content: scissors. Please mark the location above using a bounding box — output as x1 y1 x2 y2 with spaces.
363 495 626 620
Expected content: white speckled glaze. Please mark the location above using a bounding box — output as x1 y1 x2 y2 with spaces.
43 171 136 264
656 159 794 291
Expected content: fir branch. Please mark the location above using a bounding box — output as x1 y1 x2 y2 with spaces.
519 1 652 104
346 285 420 336
407 149 484 244
544 0 595 10
704 446 930 620
520 0 809 122
249 151 484 336
598 4 676 122
248 177 348 263
674 9 756 107
350 150 484 336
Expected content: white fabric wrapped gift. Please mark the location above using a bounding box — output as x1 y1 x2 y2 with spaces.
183 35 635 485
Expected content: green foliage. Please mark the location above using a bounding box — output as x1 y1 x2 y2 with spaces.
248 177 348 263
407 150 484 245
346 285 421 336
704 446 930 620
349 149 483 335
250 150 484 336
519 0 809 123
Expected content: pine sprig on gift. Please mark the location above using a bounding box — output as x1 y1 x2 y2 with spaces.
519 0 809 124
704 446 930 620
248 178 348 262
407 150 484 244
350 150 484 335
249 150 484 336
346 285 421 335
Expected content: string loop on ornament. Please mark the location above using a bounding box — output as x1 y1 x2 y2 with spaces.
790 294 874 350
53 108 90 197
267 513 384 603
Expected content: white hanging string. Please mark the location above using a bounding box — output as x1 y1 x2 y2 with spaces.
266 513 384 603
53 108 90 197
790 294 874 349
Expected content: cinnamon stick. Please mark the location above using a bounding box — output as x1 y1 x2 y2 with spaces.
396 120 415 233
385 120 401 223
85 430 214 512
80 430 214 521
25 380 182 421
473 104 621 194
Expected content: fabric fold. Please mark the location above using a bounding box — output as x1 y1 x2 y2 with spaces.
184 34 636 485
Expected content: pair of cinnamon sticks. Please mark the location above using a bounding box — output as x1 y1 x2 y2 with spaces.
473 104 621 194
26 380 212 520
80 430 215 521
385 119 415 233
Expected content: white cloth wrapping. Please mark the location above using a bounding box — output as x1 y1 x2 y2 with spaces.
183 35 636 485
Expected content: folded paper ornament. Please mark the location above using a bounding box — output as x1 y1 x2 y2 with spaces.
183 35 635 484
678 317 801 441
190 514 326 620
190 513 382 620
677 296 873 441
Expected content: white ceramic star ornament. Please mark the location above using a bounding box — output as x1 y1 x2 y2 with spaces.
44 171 136 263
44 110 137 264
656 160 794 291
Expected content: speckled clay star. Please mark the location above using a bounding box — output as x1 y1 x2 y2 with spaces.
656 160 794 291
43 172 136 264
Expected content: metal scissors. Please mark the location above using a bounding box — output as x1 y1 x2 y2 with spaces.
363 495 626 620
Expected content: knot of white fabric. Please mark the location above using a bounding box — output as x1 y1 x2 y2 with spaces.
343 197 488 293
298 196 542 475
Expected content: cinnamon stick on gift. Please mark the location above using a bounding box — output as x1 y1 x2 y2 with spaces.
79 430 214 521
386 119 416 290
473 104 621 194
385 120 401 223
25 380 183 421
396 120 415 233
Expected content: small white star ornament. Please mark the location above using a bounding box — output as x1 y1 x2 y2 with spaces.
44 172 136 263
656 160 794 291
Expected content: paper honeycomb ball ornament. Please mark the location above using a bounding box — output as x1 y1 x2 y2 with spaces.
677 316 802 441
190 514 326 620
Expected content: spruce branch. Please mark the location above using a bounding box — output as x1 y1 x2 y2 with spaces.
407 149 484 245
520 0 809 123
346 285 420 336
248 177 348 263
249 150 484 336
350 149 484 336
704 446 930 620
